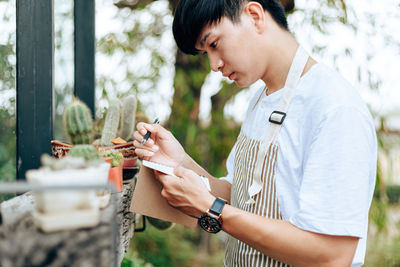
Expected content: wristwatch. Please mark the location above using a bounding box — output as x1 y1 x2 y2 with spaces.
198 197 227 234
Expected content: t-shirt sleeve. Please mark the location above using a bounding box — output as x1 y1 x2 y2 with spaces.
219 142 237 184
289 106 377 237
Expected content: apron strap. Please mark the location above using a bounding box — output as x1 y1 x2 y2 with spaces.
246 46 309 205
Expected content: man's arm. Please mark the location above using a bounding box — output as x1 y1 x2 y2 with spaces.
157 167 358 267
221 204 359 267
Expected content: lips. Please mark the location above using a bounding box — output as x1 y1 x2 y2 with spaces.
223 72 235 80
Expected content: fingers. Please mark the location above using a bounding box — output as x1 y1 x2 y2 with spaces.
133 131 158 148
134 146 155 158
133 122 160 159
174 166 196 178
133 128 155 146
136 122 172 140
156 172 179 188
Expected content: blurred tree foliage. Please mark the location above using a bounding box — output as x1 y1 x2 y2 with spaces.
0 105 16 201
131 223 225 267
0 0 16 203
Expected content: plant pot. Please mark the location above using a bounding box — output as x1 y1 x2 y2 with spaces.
52 140 136 162
26 162 110 232
50 140 73 159
97 141 136 163
123 167 139 181
122 156 138 168
108 165 123 192
26 162 110 213
103 157 124 192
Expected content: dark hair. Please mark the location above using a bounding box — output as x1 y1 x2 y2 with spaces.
172 0 289 55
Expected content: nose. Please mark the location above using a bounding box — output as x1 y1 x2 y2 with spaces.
209 55 223 72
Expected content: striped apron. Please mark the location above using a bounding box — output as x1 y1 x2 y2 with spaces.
224 46 309 267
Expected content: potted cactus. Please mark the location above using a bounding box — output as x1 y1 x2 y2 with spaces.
51 98 93 158
95 95 138 169
51 95 138 181
26 145 110 232
52 95 138 169
100 150 124 192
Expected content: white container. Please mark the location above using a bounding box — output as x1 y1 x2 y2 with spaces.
26 162 110 213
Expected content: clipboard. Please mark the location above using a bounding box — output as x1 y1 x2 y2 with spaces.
130 162 198 228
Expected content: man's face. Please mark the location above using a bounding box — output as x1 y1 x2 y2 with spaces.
195 15 266 87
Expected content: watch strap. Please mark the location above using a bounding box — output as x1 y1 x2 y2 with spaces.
209 198 227 217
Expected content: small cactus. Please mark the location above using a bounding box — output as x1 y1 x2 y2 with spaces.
100 99 121 146
119 94 137 141
63 99 93 144
40 154 86 170
101 150 123 167
146 216 175 230
68 145 100 161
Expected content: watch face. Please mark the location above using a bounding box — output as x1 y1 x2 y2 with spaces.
198 215 222 234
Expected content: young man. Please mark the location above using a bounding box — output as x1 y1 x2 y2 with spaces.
133 0 377 266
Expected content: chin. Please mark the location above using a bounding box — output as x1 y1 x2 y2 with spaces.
235 79 251 88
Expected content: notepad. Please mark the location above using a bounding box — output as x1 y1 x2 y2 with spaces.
142 160 176 176
130 162 197 228
142 160 210 191
130 160 228 228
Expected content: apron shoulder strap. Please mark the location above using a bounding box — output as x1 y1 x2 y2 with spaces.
246 46 309 205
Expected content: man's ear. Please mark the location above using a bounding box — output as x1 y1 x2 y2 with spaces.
243 2 266 33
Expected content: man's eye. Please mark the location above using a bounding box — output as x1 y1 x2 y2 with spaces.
210 41 217 48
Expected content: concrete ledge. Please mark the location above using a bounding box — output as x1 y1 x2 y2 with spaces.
0 178 137 267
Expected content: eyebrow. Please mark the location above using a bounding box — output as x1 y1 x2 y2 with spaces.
199 32 211 49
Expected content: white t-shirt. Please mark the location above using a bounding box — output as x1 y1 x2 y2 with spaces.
221 63 377 266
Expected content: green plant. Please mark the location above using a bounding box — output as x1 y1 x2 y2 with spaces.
121 251 149 267
68 144 100 160
63 98 94 144
101 150 123 167
119 94 137 141
0 145 9 168
369 197 389 233
386 185 400 204
100 99 121 146
365 233 400 266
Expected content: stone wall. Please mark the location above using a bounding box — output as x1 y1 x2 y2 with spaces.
0 178 137 267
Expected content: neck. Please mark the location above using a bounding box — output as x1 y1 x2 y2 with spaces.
260 32 316 95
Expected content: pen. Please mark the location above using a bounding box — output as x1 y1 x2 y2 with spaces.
141 118 160 145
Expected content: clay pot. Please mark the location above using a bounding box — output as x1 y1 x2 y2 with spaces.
50 140 73 159
103 157 124 192
97 141 136 160
122 157 138 168
51 140 137 165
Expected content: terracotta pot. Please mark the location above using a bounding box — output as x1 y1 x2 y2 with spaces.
103 156 113 165
103 157 124 192
122 156 138 168
50 140 73 159
108 165 123 192
97 141 136 159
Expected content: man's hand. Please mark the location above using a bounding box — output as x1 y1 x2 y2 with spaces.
133 122 187 167
154 166 216 218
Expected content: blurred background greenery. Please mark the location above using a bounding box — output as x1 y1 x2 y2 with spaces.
1 0 400 266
